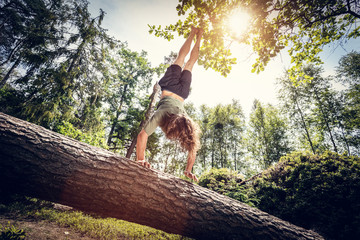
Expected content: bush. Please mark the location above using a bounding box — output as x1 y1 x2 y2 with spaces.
252 151 360 240
199 168 259 207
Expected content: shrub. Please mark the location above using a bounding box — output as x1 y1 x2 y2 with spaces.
252 151 360 240
199 168 259 207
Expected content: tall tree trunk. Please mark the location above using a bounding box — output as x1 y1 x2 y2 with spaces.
211 137 215 168
126 83 160 159
0 57 21 88
0 112 324 240
234 143 237 171
67 39 86 74
0 40 24 67
107 84 128 149
295 98 316 154
314 91 338 153
339 123 351 155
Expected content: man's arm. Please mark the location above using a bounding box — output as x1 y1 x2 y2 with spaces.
136 129 151 168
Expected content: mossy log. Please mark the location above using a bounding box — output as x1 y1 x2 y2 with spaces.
0 112 323 240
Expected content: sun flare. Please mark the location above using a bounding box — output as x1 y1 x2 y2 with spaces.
226 8 251 38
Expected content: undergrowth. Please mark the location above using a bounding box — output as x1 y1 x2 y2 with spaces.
199 151 360 240
0 222 26 240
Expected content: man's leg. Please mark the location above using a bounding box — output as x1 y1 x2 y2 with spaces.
173 26 197 68
184 28 203 72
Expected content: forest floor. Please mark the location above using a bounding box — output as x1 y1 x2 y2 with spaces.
0 196 190 240
0 203 98 240
0 216 97 240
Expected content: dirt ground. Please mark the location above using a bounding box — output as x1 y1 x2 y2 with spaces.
0 203 98 240
0 216 97 240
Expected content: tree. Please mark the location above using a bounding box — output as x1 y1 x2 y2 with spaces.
336 50 360 82
227 100 246 171
1 0 68 87
196 101 245 171
0 0 116 134
104 48 162 154
149 0 360 78
246 100 291 169
0 0 167 154
278 72 317 153
197 104 212 170
0 112 324 240
335 51 360 155
301 66 340 153
278 63 357 155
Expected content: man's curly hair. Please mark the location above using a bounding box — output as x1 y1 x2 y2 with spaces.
159 113 201 153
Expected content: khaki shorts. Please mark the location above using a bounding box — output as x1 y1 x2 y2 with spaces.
144 96 187 135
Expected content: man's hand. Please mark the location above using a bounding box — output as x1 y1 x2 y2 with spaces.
137 160 151 168
184 170 198 182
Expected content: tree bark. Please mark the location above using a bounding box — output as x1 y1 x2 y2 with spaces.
0 112 324 240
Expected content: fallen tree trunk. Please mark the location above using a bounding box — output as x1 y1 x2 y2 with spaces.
0 112 323 240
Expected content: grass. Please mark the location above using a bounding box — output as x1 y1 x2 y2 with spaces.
0 221 26 240
0 195 192 240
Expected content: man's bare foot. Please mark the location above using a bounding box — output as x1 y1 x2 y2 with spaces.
137 160 151 168
184 170 199 182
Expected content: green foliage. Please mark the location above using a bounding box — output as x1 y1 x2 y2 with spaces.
252 151 360 240
199 152 360 239
197 100 246 171
54 121 107 148
199 168 259 207
278 60 360 156
336 51 360 83
105 48 162 154
335 51 360 155
150 0 360 79
246 100 291 168
0 86 24 118
1 0 117 132
0 222 26 240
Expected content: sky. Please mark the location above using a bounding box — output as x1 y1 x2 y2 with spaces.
88 0 360 117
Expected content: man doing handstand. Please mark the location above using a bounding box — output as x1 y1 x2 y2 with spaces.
136 26 203 181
